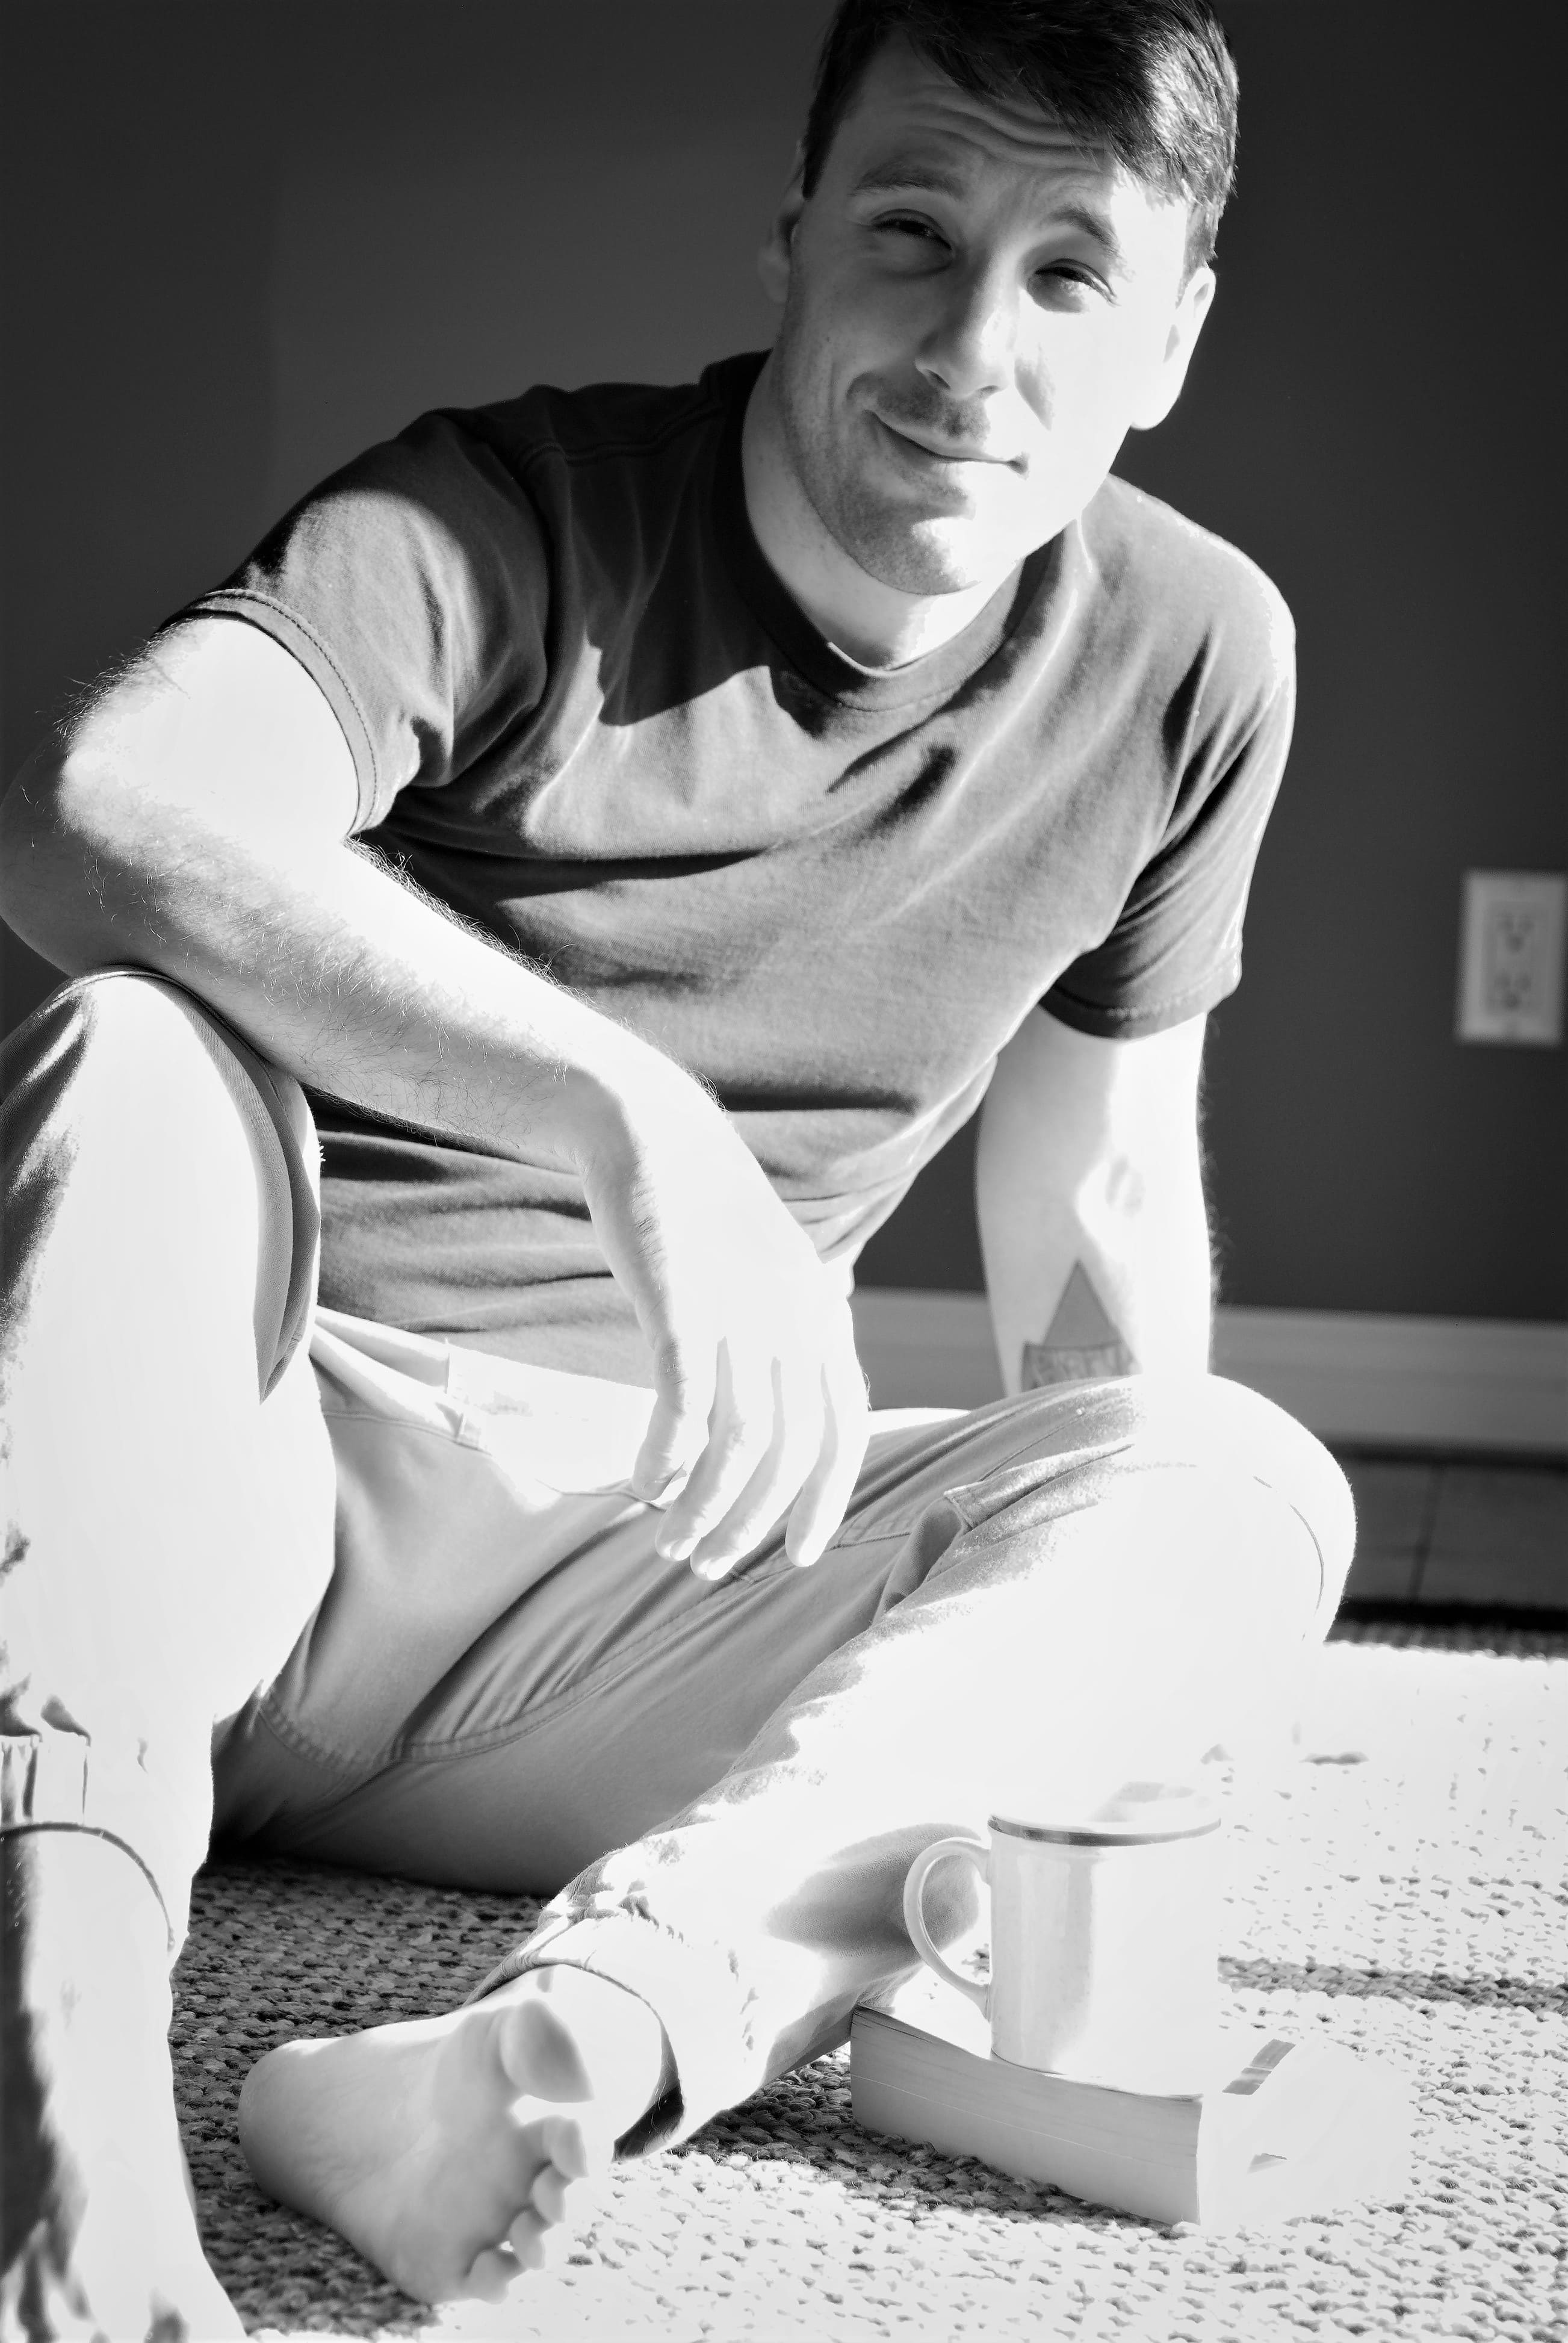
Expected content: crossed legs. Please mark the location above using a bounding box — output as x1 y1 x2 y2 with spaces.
198 1313 1343 2300
234 1375 1348 2299
1 975 1354 2317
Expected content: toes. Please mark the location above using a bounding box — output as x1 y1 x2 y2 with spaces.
537 2111 595 2180
458 2244 519 2301
530 2163 569 2225
507 2205 551 2270
497 1993 593 2105
443 2108 601 2300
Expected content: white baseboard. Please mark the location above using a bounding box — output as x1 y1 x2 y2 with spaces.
849 1289 1568 1456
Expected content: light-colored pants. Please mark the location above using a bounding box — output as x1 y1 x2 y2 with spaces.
0 973 1354 2147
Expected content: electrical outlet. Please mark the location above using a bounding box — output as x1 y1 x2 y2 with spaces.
1455 870 1566 1046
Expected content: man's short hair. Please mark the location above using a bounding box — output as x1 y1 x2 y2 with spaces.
801 0 1240 273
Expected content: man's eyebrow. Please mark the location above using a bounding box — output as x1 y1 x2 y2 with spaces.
848 161 1129 272
848 157 970 200
1052 201 1127 272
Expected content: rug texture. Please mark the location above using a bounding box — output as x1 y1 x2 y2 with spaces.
173 1622 1567 2341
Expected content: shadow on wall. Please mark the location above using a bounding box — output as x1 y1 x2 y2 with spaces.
1 0 816 1024
3 0 1563 1323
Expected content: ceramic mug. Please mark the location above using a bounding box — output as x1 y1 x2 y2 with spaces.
902 1781 1223 2092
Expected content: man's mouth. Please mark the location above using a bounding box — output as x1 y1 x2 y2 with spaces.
874 415 1020 468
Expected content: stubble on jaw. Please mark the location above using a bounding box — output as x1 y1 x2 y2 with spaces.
773 371 1000 600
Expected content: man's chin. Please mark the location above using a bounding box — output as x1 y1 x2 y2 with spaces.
847 515 1024 601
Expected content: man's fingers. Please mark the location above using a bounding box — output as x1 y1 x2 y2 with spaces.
784 1417 866 1569
587 1114 867 1570
581 1097 866 1562
682 1354 825 1578
785 1332 871 1568
583 1155 718 1506
631 1331 715 1504
654 1341 779 1564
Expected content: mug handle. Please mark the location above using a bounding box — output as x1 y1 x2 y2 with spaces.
902 1835 990 2016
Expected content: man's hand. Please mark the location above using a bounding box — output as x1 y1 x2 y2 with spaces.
577 1073 870 1577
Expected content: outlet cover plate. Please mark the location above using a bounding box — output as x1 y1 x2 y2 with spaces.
1456 870 1566 1045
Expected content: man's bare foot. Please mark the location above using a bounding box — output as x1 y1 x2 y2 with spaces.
238 1963 668 2304
2 1831 243 2341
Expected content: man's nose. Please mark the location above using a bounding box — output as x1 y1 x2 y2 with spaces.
914 263 1017 400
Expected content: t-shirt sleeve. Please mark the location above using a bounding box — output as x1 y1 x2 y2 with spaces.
173 412 552 833
1040 606 1295 1039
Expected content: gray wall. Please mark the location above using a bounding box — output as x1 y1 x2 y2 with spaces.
4 1 1563 1320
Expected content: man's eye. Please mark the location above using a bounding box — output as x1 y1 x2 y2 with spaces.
1035 264 1103 304
876 214 946 247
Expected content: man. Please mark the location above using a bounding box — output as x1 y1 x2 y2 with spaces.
0 0 1353 2325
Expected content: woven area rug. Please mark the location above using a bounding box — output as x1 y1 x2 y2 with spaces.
174 1622 1567 2341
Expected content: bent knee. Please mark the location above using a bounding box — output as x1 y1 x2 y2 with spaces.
4 968 311 1171
5 967 261 1102
984 1370 1354 1636
2 970 319 1395
1130 1373 1354 1633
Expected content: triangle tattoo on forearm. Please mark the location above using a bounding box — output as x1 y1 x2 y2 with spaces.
1020 1261 1138 1388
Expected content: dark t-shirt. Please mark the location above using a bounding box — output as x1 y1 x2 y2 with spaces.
185 351 1294 1382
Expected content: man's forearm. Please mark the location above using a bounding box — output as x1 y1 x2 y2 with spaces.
1 760 676 1176
973 1008 1213 1396
1009 1197 1211 1393
985 1181 1212 1396
0 612 701 1170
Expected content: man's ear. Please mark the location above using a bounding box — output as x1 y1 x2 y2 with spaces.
1127 265 1216 432
757 146 807 308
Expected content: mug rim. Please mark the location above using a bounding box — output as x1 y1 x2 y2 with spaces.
988 1810 1221 1846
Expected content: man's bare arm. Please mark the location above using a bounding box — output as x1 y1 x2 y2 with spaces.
975 1007 1211 1394
0 617 868 1570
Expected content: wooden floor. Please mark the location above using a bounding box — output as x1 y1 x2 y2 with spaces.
1334 1450 1567 1613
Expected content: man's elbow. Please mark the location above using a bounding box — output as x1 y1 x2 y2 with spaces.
0 738 146 973
1 739 70 930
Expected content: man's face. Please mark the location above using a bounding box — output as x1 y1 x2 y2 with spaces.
764 37 1214 598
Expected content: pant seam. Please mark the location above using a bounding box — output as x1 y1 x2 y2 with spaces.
246 1398 1343 1808
242 1543 808 1796
251 1691 398 1787
333 1440 1159 1771
391 1563 802 1762
835 1420 1136 1544
260 1435 1213 1779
